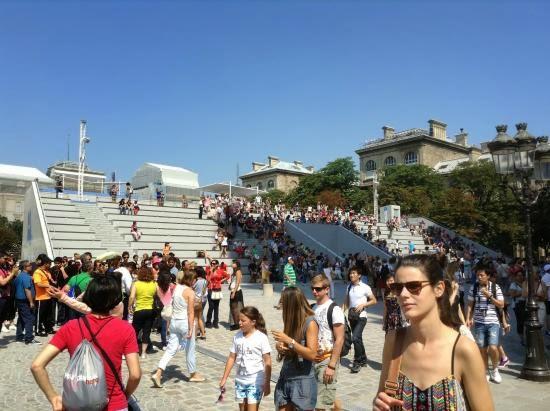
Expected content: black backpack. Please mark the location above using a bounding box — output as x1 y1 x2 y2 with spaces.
314 302 353 358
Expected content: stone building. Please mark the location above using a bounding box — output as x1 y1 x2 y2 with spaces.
0 164 53 221
239 156 314 193
355 119 482 184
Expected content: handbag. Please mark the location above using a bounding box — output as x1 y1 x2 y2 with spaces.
81 317 142 411
384 328 405 410
211 288 223 300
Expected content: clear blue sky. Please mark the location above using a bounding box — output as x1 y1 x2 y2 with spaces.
1 0 549 185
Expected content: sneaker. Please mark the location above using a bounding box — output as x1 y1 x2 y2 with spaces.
140 353 147 360
2 325 10 332
213 324 219 329
489 368 502 384
498 357 510 368
350 363 361 374
16 339 24 343
205 323 213 329
162 345 168 351
150 373 163 388
25 339 42 345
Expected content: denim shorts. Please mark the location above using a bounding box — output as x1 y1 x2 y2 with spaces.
235 381 263 404
274 375 317 410
474 322 500 348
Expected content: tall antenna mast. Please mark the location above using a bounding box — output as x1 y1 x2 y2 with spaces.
67 132 70 161
236 163 240 185
77 120 91 200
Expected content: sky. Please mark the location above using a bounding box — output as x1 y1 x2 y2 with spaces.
1 0 549 186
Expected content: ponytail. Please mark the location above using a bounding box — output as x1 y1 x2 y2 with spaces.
240 306 267 335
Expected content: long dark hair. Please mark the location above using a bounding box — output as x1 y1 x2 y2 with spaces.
279 287 315 361
240 306 267 335
395 254 461 329
157 271 172 293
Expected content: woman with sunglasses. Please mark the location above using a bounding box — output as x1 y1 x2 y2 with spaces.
373 255 493 411
344 266 377 374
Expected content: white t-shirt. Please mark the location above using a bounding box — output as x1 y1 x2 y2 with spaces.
314 299 345 352
541 273 550 301
348 282 374 319
230 330 271 385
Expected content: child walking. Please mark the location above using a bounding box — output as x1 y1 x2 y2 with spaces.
219 306 272 410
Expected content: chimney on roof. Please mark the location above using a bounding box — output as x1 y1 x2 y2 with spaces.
293 160 303 167
454 128 468 147
268 156 280 167
382 126 395 140
252 162 265 171
428 119 447 140
306 165 314 172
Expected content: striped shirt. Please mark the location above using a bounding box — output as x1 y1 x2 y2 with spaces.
283 263 296 287
467 281 503 325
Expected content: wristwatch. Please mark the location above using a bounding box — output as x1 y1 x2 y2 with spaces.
288 339 296 351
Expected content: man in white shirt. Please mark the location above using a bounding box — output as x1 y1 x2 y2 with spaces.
113 257 133 321
311 274 344 411
344 266 377 373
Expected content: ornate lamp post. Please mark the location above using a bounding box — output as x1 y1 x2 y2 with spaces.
488 123 550 381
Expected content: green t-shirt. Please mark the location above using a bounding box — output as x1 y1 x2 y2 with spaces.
283 263 296 287
67 272 91 293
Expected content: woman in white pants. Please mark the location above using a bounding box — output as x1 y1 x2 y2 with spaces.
151 271 205 387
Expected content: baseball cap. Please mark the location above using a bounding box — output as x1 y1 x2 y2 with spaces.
288 256 293 261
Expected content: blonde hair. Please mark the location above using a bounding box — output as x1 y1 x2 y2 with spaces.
311 273 330 288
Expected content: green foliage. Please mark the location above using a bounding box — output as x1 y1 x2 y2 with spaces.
261 189 286 204
286 157 360 207
0 216 22 256
378 165 444 214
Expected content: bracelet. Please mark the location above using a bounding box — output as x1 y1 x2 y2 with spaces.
327 364 336 370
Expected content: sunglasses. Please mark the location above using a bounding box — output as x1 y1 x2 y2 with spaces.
389 281 431 296
311 286 327 292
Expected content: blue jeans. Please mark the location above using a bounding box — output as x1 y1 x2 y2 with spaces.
15 300 35 342
474 322 500 348
157 318 196 373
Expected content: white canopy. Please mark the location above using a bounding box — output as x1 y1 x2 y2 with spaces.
0 164 54 185
199 182 266 197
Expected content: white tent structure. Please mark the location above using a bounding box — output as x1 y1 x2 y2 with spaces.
199 182 266 197
0 164 54 221
131 162 200 201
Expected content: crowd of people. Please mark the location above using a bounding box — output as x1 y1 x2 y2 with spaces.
1 192 550 410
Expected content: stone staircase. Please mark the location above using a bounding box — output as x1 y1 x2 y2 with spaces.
74 201 134 254
355 222 425 255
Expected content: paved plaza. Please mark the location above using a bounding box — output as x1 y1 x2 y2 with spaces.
0 281 549 411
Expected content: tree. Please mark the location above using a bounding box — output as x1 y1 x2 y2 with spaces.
288 157 359 207
261 189 286 204
378 165 444 214
0 216 22 256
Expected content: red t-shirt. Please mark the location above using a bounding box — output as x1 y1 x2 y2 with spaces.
50 315 138 411
206 266 229 290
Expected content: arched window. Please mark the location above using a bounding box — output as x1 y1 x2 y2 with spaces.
384 156 396 167
257 182 263 190
404 151 418 165
267 180 275 189
365 160 377 171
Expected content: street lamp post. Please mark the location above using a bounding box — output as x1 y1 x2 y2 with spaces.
487 122 550 382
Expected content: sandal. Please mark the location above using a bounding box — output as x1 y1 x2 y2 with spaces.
189 375 206 382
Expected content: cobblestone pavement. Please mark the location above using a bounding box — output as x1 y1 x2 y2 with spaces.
1 281 549 410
